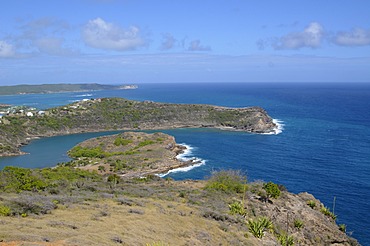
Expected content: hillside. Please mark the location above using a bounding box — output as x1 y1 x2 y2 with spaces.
0 83 127 95
0 167 359 245
0 97 276 157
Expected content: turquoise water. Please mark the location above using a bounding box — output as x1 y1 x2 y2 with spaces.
0 82 369 244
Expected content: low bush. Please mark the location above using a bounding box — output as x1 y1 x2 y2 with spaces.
1 166 47 192
321 206 337 220
205 170 247 193
0 166 101 193
248 217 273 238
339 224 346 233
228 201 246 216
277 231 294 246
114 136 133 146
294 219 304 229
0 204 11 216
137 140 155 148
263 181 281 199
307 200 316 209
10 195 57 215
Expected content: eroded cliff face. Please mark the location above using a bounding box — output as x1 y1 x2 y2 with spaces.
0 98 276 157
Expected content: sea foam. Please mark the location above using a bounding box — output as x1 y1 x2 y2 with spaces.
157 143 206 177
263 119 284 135
75 94 93 97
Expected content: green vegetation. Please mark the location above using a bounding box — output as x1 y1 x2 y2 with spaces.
277 231 295 246
320 206 337 220
228 201 246 216
0 166 48 192
247 217 273 238
68 146 128 159
0 97 274 157
0 166 359 245
205 170 247 193
263 181 281 199
294 219 304 229
114 136 133 146
0 166 101 193
137 140 155 148
69 146 108 158
339 224 346 233
0 204 11 216
307 200 316 209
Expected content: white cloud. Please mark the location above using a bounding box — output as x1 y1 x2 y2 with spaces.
273 22 324 50
160 33 176 50
0 40 16 58
34 37 77 56
334 28 370 46
82 18 145 51
188 39 211 51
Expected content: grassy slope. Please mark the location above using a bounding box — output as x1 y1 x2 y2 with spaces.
0 168 358 246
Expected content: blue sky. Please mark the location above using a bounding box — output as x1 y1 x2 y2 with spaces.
0 0 369 84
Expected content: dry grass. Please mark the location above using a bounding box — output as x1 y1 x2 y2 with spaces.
0 176 357 246
0 194 252 246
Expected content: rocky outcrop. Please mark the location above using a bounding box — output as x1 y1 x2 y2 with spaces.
67 131 197 178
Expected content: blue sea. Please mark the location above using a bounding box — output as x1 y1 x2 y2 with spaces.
0 82 369 245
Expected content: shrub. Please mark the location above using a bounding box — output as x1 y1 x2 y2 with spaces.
114 136 132 146
321 206 337 220
10 195 57 215
107 174 120 189
294 219 304 229
248 217 273 238
68 146 107 158
2 166 48 192
137 140 155 148
205 170 247 193
339 224 346 233
263 181 281 199
0 204 11 216
307 200 316 209
228 201 246 216
277 231 294 246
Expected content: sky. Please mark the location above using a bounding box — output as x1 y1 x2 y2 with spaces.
0 0 370 85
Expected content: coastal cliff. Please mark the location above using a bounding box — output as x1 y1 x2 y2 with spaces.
0 98 276 157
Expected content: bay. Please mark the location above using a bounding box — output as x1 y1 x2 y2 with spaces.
0 82 369 245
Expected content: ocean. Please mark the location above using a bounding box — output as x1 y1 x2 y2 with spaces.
0 82 369 245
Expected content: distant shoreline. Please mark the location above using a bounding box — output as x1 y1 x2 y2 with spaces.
0 83 137 96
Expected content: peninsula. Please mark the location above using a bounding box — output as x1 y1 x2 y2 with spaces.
0 97 276 157
66 131 195 178
0 83 136 96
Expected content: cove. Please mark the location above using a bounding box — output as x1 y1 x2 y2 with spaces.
0 131 123 170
